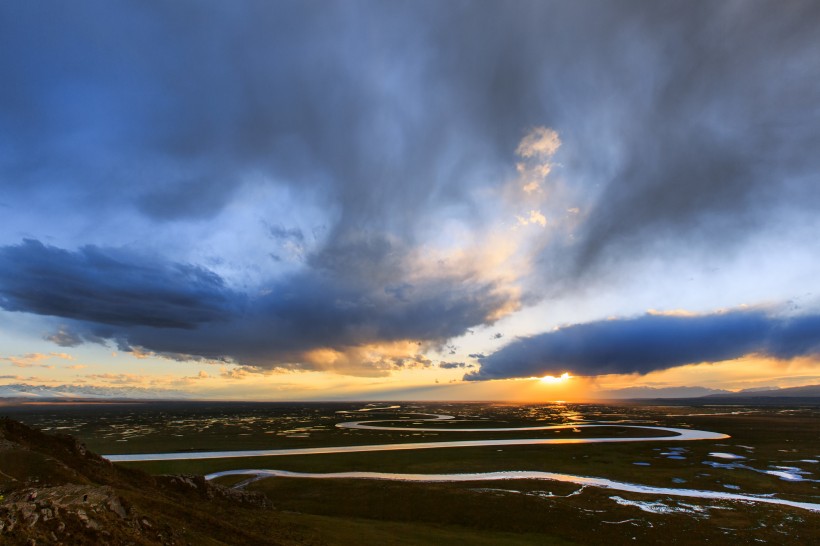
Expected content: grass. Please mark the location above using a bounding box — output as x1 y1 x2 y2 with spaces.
247 476 818 545
116 437 820 503
4 402 819 544
273 513 576 545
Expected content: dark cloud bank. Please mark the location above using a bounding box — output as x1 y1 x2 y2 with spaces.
467 310 820 380
1 2 820 375
0 240 506 373
0 240 234 329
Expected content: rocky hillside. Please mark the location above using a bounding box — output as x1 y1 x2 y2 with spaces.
0 418 312 545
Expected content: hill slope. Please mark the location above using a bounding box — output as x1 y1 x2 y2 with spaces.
0 418 310 546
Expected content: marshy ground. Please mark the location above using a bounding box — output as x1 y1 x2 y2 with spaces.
2 401 818 544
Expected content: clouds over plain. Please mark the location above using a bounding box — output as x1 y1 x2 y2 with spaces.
468 309 820 380
1 1 819 379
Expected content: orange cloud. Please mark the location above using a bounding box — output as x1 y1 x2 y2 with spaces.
0 352 74 368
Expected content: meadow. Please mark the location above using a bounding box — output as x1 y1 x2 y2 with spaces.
3 401 818 544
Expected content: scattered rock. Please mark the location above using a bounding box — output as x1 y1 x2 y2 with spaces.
26 511 39 527
1 419 279 545
107 497 127 519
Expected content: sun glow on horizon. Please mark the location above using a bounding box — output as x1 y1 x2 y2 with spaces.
539 372 571 384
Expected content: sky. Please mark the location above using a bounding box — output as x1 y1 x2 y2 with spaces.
1 1 819 401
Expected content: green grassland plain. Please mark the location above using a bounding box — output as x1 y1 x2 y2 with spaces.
2 401 818 544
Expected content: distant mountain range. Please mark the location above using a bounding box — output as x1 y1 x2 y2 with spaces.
598 385 820 404
596 386 730 399
0 383 193 400
595 384 820 400
700 384 820 398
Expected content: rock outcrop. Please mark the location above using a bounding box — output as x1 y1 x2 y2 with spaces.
0 418 282 545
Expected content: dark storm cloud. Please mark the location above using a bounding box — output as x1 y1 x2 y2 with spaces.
557 3 820 277
467 310 820 380
0 240 235 329
0 240 507 371
3 1 815 251
0 1 504 234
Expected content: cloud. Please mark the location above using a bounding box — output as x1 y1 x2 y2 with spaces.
0 353 47 367
44 328 84 347
0 239 512 375
49 352 74 360
516 210 547 227
219 366 260 380
0 240 237 329
1 2 820 380
268 224 305 243
467 309 820 380
170 370 213 386
0 352 74 368
516 127 561 159
84 373 148 385
0 375 54 383
439 361 474 369
3 3 814 264
556 5 820 278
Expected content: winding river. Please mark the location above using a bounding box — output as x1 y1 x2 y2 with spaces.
104 411 820 513
105 413 728 462
203 468 820 513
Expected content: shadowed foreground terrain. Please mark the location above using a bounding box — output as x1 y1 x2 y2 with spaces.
0 418 295 545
